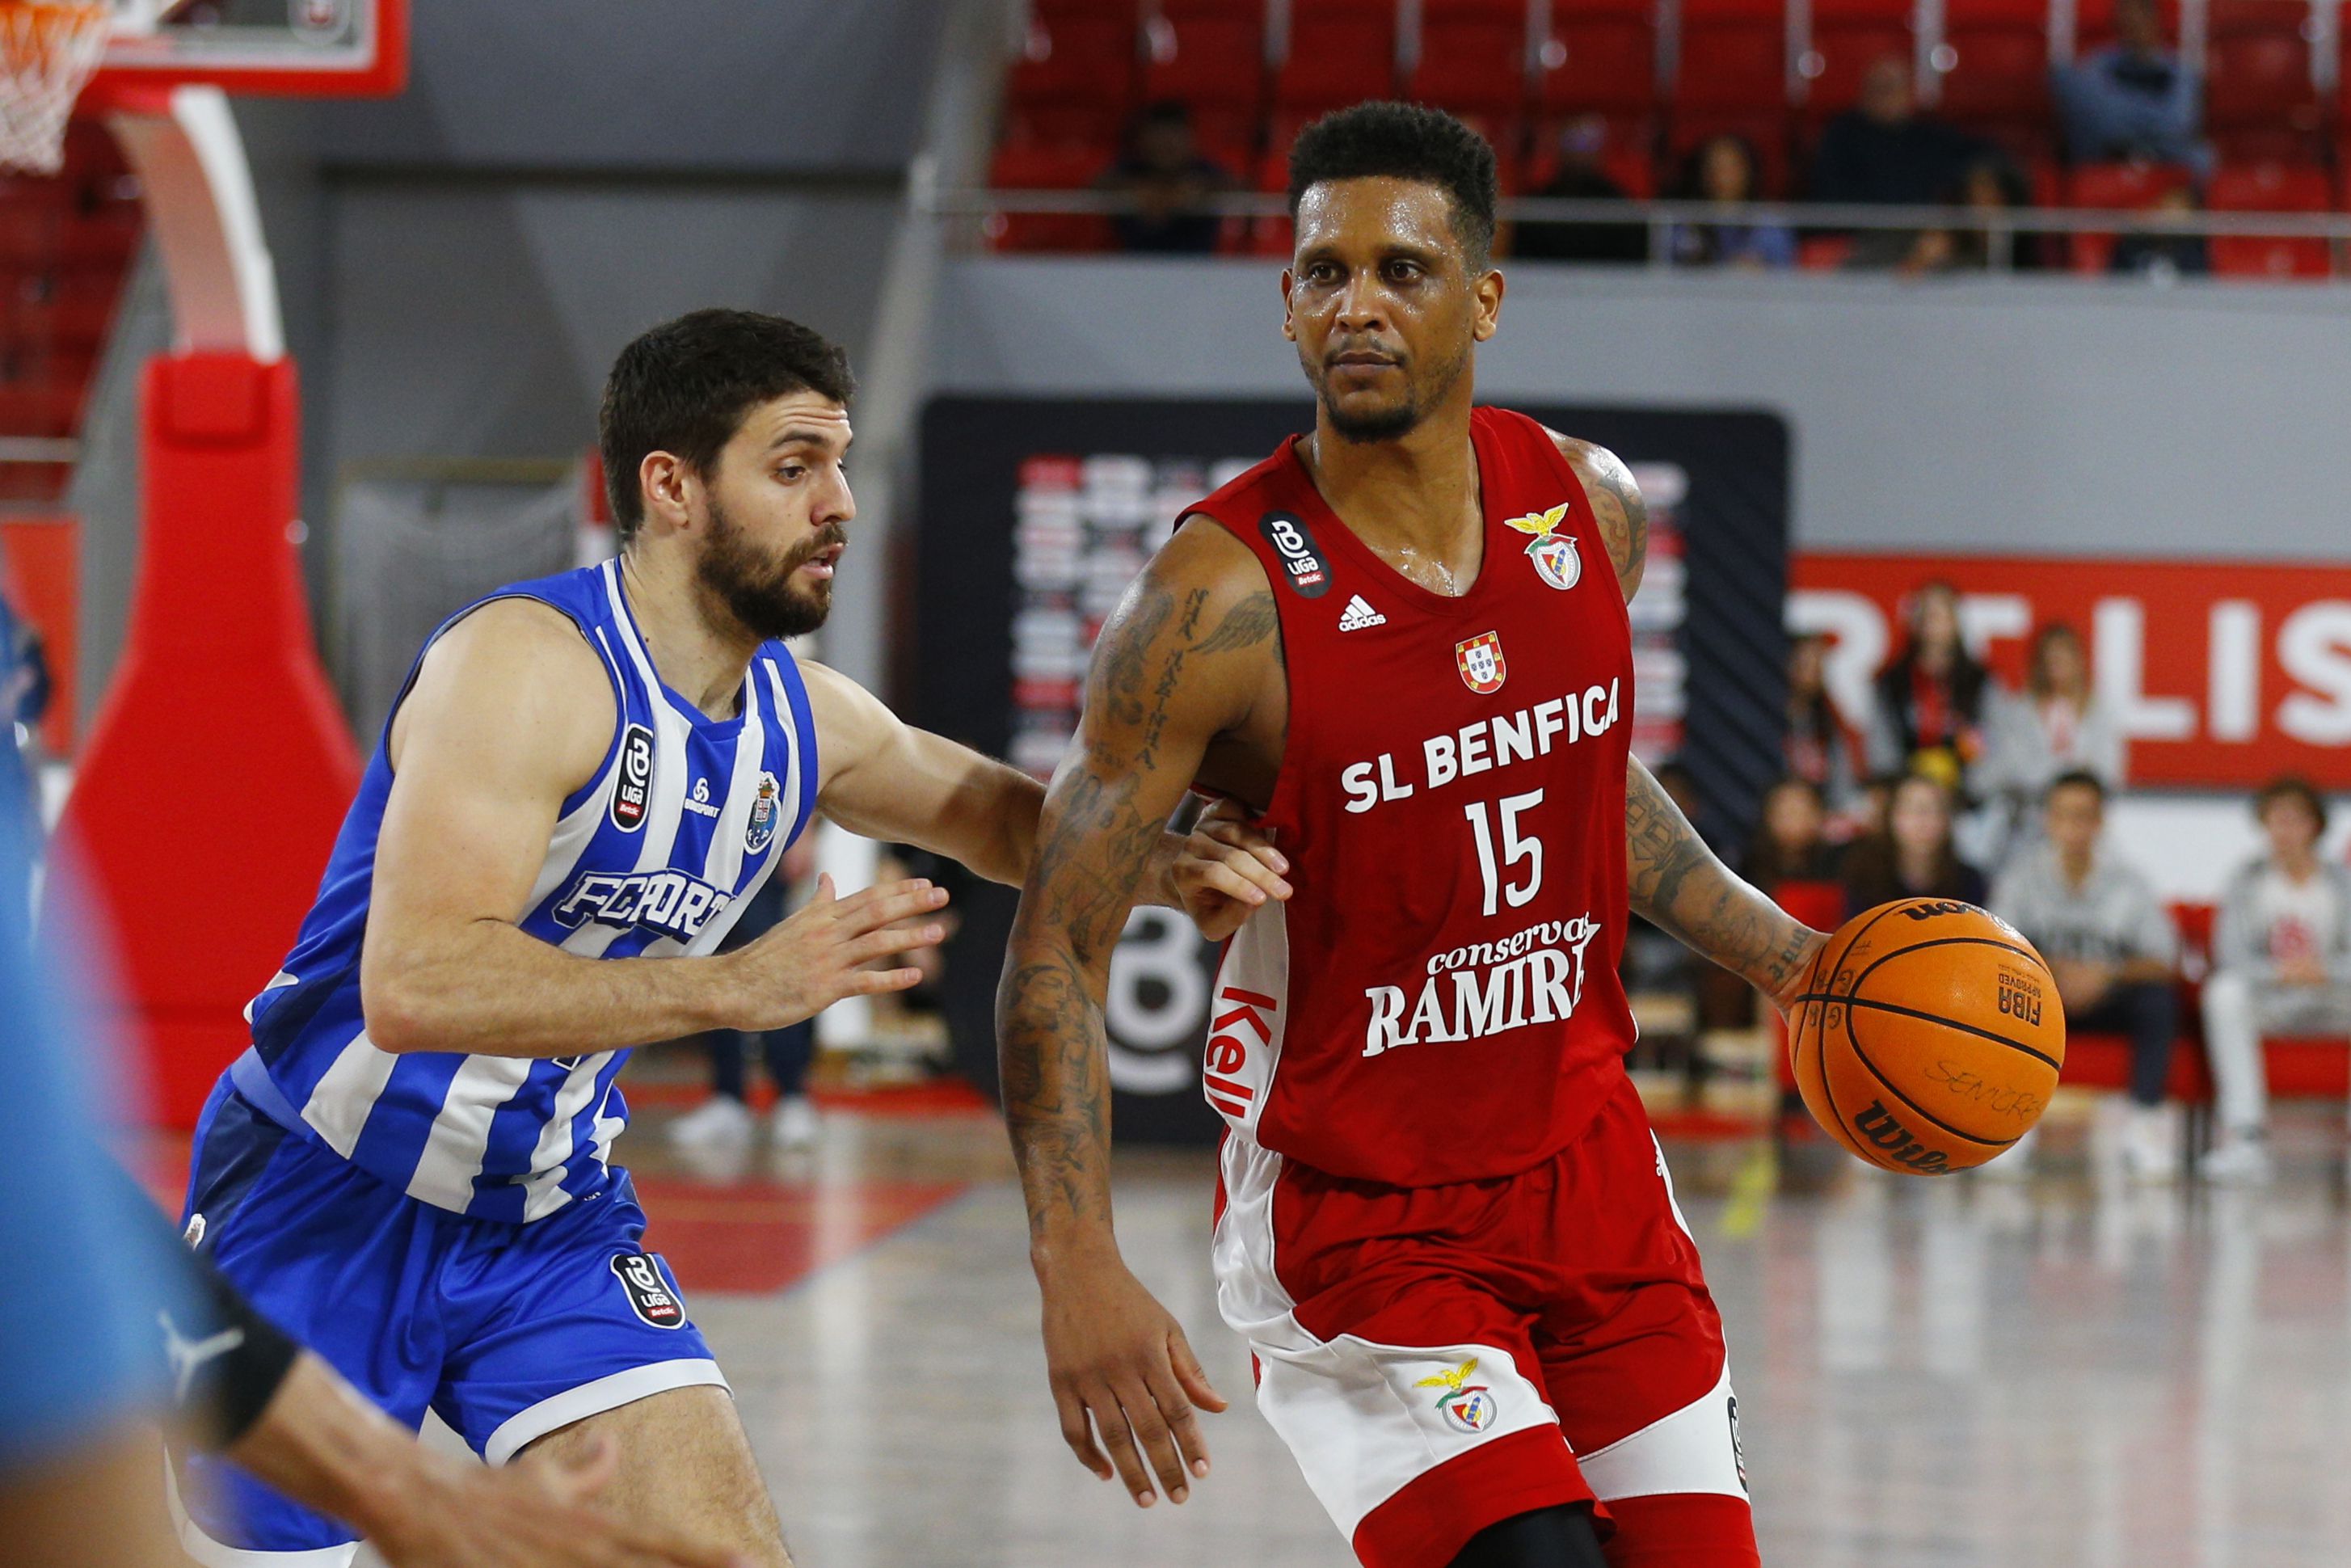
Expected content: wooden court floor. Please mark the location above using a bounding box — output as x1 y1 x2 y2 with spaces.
527 1099 2351 1568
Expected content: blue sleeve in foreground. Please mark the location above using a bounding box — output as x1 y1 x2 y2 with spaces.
0 763 179 1469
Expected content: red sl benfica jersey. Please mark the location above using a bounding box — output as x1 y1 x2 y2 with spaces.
1189 407 1638 1187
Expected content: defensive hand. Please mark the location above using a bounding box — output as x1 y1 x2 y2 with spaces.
727 874 949 1031
1166 799 1293 943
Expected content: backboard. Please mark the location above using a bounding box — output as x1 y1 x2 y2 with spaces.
96 0 406 98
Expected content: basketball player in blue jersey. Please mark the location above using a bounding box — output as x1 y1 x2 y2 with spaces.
172 309 1294 1567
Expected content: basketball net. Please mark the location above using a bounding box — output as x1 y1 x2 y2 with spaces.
0 0 112 174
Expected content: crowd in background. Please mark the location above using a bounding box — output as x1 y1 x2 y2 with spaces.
1692 579 2351 1185
1088 0 2226 278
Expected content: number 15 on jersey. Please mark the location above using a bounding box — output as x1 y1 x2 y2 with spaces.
1464 789 1544 917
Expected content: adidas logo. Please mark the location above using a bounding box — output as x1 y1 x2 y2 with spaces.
1338 594 1386 631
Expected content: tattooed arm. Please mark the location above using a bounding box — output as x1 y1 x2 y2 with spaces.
1553 433 1648 602
1546 432 1828 1002
1627 754 1826 1011
996 519 1278 1511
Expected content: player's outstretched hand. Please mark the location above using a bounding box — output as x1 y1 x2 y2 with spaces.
370 1434 756 1568
1167 799 1293 943
1039 1250 1228 1509
724 874 949 1031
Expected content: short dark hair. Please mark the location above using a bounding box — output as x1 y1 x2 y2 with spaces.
2256 774 2329 833
599 308 854 544
1286 101 1498 268
2045 769 2106 804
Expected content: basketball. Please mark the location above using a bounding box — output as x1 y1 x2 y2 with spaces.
1792 899 2066 1175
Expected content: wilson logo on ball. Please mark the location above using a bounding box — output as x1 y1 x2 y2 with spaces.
1851 1100 1953 1174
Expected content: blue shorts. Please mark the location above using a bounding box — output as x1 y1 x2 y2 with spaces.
169 1080 727 1563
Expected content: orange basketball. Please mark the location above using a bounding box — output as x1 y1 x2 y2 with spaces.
1790 899 2066 1174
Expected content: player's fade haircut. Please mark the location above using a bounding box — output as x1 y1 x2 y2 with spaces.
1286 102 1499 270
600 307 855 545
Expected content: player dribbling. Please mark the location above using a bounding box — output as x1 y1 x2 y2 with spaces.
1000 105 1831 1567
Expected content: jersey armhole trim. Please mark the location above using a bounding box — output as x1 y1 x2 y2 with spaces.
1173 508 1293 825
378 592 628 818
765 647 822 841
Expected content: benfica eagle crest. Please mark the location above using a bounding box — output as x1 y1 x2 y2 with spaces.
1456 631 1506 694
1503 502 1582 591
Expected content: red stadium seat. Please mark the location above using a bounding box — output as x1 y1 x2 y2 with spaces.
1409 11 1532 146
1538 2 1660 125
1802 0 1915 128
1247 147 1296 255
1144 12 1267 116
1674 0 1792 120
1008 11 1139 116
2205 2 2319 164
1797 232 1858 267
1936 0 2054 153
984 144 1114 253
2063 160 2196 271
1275 0 1401 114
2206 161 2332 279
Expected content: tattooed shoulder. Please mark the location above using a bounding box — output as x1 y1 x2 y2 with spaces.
1550 432 1647 602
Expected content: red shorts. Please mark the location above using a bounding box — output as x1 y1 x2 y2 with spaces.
1212 1068 1756 1568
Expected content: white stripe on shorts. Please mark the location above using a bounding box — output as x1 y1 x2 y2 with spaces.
1211 1132 1565 1541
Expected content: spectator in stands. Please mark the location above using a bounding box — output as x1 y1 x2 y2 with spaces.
1986 621 2124 855
1839 771 1988 917
1667 134 1795 270
1849 770 1902 841
1911 155 2051 273
1097 100 1232 255
1742 776 1841 888
1991 771 2180 1179
2199 777 2351 1184
1868 580 1992 795
1812 56 1985 268
1786 631 1860 812
2109 184 2211 280
1513 116 1649 264
2051 0 2210 175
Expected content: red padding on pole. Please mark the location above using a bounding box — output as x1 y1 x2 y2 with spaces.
58 352 360 1127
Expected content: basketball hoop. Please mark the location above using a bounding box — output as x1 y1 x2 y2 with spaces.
0 0 114 174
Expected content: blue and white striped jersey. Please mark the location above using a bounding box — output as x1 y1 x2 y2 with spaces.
241 559 818 1222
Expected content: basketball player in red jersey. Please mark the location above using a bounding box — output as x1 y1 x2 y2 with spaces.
997 104 1831 1567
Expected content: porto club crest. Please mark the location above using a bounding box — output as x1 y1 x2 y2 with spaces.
1414 1357 1500 1434
1503 502 1582 592
1455 630 1507 695
745 771 782 854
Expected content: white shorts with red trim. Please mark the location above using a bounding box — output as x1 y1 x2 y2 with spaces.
1211 1069 1755 1568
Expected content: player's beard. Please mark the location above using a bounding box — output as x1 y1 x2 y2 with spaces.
695 496 840 643
1312 334 1473 444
